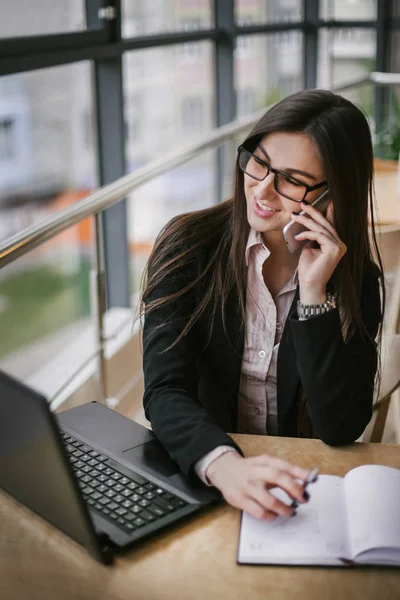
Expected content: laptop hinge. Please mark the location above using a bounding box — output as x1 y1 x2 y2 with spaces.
97 532 116 565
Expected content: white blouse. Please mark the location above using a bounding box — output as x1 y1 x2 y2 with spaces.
195 229 297 484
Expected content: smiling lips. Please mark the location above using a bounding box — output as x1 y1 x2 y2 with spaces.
256 198 278 212
254 197 281 219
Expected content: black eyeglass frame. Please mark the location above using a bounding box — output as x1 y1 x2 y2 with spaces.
237 145 328 203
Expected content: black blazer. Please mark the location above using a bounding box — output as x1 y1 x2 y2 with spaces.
143 236 381 481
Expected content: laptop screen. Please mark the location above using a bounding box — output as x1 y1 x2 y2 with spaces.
0 370 104 562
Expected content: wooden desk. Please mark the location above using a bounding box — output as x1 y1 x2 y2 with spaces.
1 436 399 600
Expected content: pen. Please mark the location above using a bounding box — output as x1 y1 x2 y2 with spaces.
291 466 319 510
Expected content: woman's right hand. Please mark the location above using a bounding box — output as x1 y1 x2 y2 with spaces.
206 451 311 520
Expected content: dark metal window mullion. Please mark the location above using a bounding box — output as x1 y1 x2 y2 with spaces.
214 0 235 204
88 0 130 309
0 30 109 58
375 0 391 130
318 20 377 28
303 0 319 90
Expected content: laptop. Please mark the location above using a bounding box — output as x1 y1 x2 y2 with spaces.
0 369 219 564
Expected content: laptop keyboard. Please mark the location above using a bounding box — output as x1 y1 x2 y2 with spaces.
60 431 187 535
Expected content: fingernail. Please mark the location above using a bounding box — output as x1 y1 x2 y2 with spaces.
303 490 310 502
291 509 297 517
302 200 309 205
291 500 299 509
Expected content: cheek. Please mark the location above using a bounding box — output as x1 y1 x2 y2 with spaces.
281 198 300 213
244 185 252 207
244 180 254 205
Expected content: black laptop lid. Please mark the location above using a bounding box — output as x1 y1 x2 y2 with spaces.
0 370 110 564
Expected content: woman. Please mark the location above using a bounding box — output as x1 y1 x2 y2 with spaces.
141 90 384 521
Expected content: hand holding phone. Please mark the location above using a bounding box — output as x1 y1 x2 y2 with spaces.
283 188 330 254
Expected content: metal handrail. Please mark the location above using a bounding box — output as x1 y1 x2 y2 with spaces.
0 76 374 267
0 107 267 267
0 76 372 405
0 106 269 405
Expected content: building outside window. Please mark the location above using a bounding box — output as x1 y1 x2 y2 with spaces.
0 118 15 160
236 88 255 117
182 97 204 133
0 60 96 378
180 20 203 60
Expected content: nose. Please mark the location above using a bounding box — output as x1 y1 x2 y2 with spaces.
255 170 275 198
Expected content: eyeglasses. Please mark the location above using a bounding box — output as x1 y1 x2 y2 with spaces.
237 146 327 203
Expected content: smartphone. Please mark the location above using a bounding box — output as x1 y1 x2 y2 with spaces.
283 188 330 254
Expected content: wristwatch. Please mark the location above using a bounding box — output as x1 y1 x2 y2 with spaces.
297 293 336 320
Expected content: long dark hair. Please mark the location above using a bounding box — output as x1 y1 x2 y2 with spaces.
141 89 385 436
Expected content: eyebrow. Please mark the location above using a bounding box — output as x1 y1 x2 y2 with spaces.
256 145 318 181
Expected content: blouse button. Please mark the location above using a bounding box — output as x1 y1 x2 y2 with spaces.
276 322 283 330
259 350 266 358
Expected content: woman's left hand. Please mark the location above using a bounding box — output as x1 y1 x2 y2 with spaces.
292 201 347 303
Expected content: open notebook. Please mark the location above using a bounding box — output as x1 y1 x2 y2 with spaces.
238 464 400 567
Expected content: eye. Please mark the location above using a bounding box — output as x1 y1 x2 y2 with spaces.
252 154 267 167
282 174 303 187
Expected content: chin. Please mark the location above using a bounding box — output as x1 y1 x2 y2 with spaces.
247 213 282 234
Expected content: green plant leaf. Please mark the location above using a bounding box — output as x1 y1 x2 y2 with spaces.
391 90 400 122
373 90 400 160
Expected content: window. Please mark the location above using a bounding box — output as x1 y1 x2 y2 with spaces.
0 118 15 160
391 0 400 18
317 28 376 118
182 97 204 133
180 20 203 60
236 89 255 117
0 62 97 374
391 31 400 73
126 96 142 142
235 20 256 58
122 0 212 37
123 43 215 296
235 32 303 118
320 0 377 21
82 110 93 151
0 0 87 38
235 0 302 24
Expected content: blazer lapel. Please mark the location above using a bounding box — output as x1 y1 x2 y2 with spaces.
277 288 301 434
217 287 245 432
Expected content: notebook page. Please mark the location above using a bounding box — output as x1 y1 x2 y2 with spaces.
238 475 350 565
344 465 400 559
